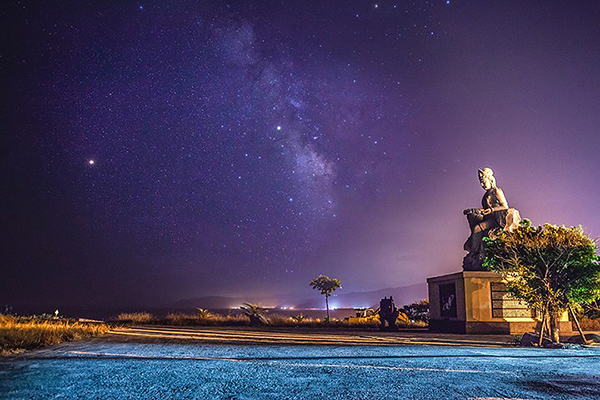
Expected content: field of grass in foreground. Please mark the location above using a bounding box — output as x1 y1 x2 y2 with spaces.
0 314 110 355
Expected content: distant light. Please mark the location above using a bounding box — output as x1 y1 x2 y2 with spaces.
276 126 282 131
88 159 95 165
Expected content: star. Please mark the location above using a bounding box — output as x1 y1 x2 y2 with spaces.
88 159 95 165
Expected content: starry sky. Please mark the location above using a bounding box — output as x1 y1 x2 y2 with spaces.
2 1 600 309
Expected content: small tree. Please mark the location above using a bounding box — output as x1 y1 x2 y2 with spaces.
240 303 268 326
484 221 600 344
310 275 342 321
196 308 214 319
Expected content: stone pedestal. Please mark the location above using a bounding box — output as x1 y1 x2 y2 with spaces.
428 271 572 334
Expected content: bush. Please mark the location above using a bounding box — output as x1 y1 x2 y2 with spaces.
114 310 429 329
401 299 429 323
579 316 600 331
115 312 155 324
162 313 248 326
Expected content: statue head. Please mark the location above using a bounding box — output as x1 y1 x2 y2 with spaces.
478 167 496 190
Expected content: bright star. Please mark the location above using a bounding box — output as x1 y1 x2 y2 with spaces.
276 126 282 131
88 159 95 165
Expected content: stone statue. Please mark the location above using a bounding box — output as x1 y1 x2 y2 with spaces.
463 168 521 271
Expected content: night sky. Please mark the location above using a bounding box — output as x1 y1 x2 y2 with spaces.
2 1 600 310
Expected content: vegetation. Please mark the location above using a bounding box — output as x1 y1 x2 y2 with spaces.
196 308 214 319
310 274 342 321
0 314 109 354
484 221 600 344
292 313 305 322
401 299 430 323
574 301 600 331
240 303 268 325
115 312 155 324
112 310 425 329
163 312 247 326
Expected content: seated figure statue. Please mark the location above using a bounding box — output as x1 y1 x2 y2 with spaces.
378 296 400 331
463 168 521 271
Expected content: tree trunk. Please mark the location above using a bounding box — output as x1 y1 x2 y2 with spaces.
325 294 330 322
549 311 560 344
538 310 547 348
569 305 588 345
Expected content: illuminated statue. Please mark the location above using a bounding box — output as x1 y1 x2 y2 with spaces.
463 167 521 271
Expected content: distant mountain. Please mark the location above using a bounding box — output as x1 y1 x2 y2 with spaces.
172 283 427 310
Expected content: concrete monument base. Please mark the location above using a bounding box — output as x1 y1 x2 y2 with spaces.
427 271 572 335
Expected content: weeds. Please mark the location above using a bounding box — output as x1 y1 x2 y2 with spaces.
115 312 155 324
0 315 109 354
116 311 427 329
579 316 600 331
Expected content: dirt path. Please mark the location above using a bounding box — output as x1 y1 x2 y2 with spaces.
101 325 518 347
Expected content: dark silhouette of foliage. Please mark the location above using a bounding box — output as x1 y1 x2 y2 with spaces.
310 275 342 321
240 303 268 325
401 299 430 323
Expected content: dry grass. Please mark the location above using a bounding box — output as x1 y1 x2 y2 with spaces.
0 315 110 354
163 313 248 326
579 317 600 331
137 312 428 329
115 312 155 324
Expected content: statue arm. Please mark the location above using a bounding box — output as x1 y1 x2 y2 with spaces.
478 188 508 216
490 187 509 211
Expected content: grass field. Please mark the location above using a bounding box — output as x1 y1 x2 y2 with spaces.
0 315 110 355
115 311 427 329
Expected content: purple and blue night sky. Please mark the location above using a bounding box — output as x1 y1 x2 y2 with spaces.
2 1 600 309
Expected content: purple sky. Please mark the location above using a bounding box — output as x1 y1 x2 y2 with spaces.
2 1 600 309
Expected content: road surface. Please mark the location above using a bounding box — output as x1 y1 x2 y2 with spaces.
1 337 599 399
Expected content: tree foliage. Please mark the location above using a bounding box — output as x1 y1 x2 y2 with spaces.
401 299 429 323
240 302 268 325
483 221 600 342
310 275 342 321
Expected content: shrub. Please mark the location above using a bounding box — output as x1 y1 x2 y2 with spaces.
579 316 600 331
401 299 430 323
115 312 155 324
0 314 109 353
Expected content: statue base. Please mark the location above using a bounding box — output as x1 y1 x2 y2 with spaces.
427 271 572 334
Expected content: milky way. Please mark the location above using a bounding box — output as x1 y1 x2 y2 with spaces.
3 1 600 308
